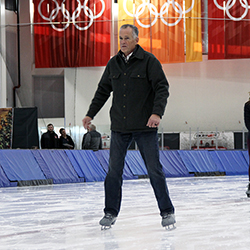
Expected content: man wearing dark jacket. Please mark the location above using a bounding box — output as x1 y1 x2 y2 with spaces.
82 124 102 150
244 99 250 197
82 24 175 230
41 123 59 149
59 128 75 149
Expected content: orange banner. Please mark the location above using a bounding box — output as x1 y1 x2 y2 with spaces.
161 0 185 63
118 0 134 27
118 0 185 64
185 0 202 62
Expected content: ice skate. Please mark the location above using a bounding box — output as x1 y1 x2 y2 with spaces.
99 213 117 230
161 213 176 230
246 183 250 198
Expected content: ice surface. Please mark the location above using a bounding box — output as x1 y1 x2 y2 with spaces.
0 176 249 250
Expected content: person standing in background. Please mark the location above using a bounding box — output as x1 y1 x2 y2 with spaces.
244 98 250 197
82 124 102 150
59 128 75 149
41 123 59 149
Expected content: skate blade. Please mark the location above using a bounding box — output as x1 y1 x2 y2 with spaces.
101 225 112 230
164 224 176 231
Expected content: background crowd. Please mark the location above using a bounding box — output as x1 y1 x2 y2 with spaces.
41 123 102 150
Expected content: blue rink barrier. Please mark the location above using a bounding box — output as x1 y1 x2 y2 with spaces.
65 150 106 182
160 151 190 177
94 150 137 180
208 150 248 175
0 150 47 187
0 165 13 187
0 149 248 187
242 150 249 165
178 150 222 175
31 150 83 184
125 150 148 177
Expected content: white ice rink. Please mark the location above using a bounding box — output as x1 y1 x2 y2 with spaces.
0 175 250 250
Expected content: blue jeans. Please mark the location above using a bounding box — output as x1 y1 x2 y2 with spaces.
104 130 175 216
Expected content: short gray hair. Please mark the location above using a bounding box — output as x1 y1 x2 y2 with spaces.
120 24 139 39
89 124 96 131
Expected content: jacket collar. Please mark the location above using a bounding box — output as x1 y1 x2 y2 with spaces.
118 45 144 60
132 45 144 60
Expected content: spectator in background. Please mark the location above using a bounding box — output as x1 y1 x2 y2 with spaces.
41 123 59 149
59 128 75 149
244 98 250 197
82 124 102 150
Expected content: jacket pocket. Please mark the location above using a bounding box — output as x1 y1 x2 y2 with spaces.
130 73 146 79
111 72 121 79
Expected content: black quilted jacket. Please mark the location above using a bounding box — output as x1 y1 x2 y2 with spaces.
86 45 170 132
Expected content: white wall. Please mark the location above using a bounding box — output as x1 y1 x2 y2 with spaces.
65 66 112 135
162 56 250 132
65 55 250 136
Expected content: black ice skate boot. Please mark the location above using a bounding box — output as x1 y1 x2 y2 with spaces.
161 213 176 230
246 182 250 198
99 213 117 230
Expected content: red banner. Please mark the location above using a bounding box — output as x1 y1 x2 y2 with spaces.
33 0 111 68
208 0 225 59
208 0 250 60
225 1 250 59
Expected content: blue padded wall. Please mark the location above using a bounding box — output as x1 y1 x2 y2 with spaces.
208 150 248 175
65 150 106 182
0 150 46 182
177 150 222 174
125 150 148 176
94 150 136 180
31 150 82 184
242 150 249 165
93 150 109 173
0 165 12 187
160 151 190 177
0 149 248 188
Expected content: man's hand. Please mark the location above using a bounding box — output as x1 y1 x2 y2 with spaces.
82 116 92 129
146 114 161 128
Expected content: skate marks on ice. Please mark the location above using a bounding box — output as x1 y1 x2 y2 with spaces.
99 211 176 250
0 176 250 249
100 176 250 249
171 176 250 250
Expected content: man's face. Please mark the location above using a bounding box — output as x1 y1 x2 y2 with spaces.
47 125 54 132
119 27 139 56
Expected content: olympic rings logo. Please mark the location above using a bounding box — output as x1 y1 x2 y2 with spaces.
37 0 106 31
123 0 195 27
214 0 249 21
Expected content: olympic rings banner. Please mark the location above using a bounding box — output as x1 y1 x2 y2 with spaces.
208 0 250 59
33 0 111 68
33 0 250 67
118 0 202 64
185 0 202 62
